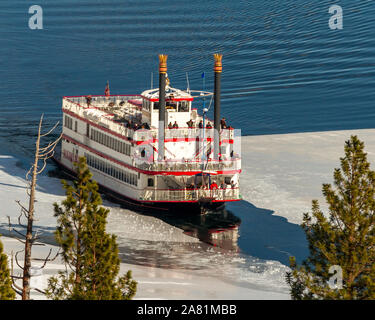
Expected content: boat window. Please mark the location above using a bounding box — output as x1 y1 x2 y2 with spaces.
86 153 139 186
64 116 73 130
153 102 159 110
178 101 189 112
166 101 177 110
143 99 150 111
148 178 154 187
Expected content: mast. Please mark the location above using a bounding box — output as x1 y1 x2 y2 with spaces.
213 53 222 160
158 54 168 161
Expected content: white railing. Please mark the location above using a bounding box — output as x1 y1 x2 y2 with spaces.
65 95 141 108
63 98 137 138
135 158 241 172
63 97 235 142
140 188 240 202
132 127 234 142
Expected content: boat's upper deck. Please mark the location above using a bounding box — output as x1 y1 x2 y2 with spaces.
63 90 236 142
62 90 241 171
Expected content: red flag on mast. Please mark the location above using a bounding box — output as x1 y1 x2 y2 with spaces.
105 81 110 96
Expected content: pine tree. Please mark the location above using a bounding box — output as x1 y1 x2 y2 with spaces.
286 135 375 299
46 157 137 300
0 235 15 300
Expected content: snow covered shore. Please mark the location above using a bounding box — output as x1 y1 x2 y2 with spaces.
2 128 375 299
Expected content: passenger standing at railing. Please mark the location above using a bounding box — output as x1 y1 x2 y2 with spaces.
230 179 237 197
210 181 218 190
168 122 173 129
86 95 92 107
220 117 227 129
198 120 203 129
210 181 218 199
172 121 179 129
206 122 213 129
186 119 194 128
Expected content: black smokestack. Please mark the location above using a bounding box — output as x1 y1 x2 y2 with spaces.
214 53 222 160
158 54 168 161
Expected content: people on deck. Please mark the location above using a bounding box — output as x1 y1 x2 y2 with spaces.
220 117 227 129
198 120 203 128
86 95 92 107
206 122 212 129
210 181 218 190
168 122 173 129
186 119 194 128
172 121 179 129
206 148 211 159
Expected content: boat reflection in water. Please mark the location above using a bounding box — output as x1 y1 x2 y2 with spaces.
181 211 240 251
54 165 242 253
152 209 241 252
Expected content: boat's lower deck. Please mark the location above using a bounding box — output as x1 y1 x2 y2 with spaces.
53 154 238 214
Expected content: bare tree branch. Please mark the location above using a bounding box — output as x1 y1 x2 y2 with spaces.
33 287 46 295
32 248 60 269
7 216 27 240
40 121 60 138
10 251 23 296
14 250 24 271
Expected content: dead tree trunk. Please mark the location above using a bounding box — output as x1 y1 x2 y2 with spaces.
8 114 61 300
21 117 42 300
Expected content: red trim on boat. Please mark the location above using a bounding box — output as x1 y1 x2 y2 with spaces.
63 108 134 143
140 95 194 102
64 94 141 98
62 134 242 177
54 156 240 204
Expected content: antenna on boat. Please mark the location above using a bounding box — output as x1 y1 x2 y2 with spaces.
186 72 190 94
213 53 222 160
202 72 206 109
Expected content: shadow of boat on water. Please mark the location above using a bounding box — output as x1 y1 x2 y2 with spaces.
227 200 309 266
104 190 309 267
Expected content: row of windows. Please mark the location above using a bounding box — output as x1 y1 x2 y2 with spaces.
64 115 73 130
85 153 138 186
91 128 131 156
153 100 189 112
142 99 151 111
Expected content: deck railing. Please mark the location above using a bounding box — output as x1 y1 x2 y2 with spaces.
63 97 235 142
133 127 235 141
135 158 241 172
140 188 240 202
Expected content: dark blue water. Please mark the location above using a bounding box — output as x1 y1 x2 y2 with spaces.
1 0 375 156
